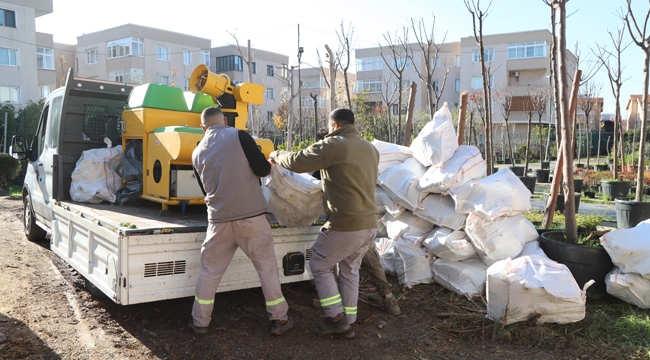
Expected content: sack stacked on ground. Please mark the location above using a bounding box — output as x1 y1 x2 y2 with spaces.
602 220 650 308
410 102 458 167
372 139 412 176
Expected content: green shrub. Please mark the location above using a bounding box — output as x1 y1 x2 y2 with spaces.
0 153 21 188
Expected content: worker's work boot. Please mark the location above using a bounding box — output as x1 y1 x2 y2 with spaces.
315 313 351 335
270 316 294 336
382 293 401 316
187 319 208 335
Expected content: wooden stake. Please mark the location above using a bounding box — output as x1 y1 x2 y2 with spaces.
457 91 469 144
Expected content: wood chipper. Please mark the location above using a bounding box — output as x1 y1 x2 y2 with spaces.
120 64 274 213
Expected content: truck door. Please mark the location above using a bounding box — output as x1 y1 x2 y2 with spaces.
28 95 63 226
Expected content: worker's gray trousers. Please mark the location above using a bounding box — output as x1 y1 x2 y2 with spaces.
191 215 288 328
309 228 376 324
362 240 393 296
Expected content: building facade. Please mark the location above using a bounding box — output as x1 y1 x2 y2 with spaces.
0 0 55 107
625 95 649 131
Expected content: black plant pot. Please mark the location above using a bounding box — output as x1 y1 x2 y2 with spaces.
518 176 537 194
543 193 581 213
596 164 608 171
614 199 650 229
574 178 584 193
539 231 614 300
583 190 596 199
508 166 525 177
541 162 550 170
534 169 550 183
601 180 631 200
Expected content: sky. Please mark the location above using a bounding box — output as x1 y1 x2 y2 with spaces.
35 0 649 116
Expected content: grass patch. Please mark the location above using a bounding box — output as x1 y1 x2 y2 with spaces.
7 183 21 197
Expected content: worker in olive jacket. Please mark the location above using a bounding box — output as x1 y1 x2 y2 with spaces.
270 108 379 339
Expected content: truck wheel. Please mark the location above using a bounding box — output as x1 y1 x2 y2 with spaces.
84 278 107 299
24 195 46 242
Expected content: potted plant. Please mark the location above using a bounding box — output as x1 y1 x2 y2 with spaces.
538 2 612 301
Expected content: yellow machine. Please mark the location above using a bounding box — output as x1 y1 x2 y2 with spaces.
121 64 274 212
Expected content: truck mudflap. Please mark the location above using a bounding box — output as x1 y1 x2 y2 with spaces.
51 204 320 305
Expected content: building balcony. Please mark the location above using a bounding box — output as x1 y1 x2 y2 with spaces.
506 57 548 72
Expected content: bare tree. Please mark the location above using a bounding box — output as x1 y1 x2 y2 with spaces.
624 0 650 202
468 89 486 151
227 32 257 136
322 45 337 112
335 21 355 108
409 15 449 114
529 85 550 163
577 81 603 170
521 94 535 174
593 25 630 181
465 0 494 174
494 87 515 165
380 27 411 145
381 74 399 143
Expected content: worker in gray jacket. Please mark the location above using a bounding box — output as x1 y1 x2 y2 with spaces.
270 108 379 339
188 106 293 336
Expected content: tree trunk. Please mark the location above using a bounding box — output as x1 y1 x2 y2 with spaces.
636 50 649 201
403 83 417 146
585 114 590 169
525 113 533 174
613 91 620 180
538 115 544 164
597 120 602 165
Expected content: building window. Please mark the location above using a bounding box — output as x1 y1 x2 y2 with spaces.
37 47 54 70
393 57 411 69
157 75 169 85
301 96 314 109
0 47 18 66
356 56 383 72
508 41 547 59
317 95 326 108
433 81 439 93
157 46 170 61
471 75 494 89
392 104 406 115
106 37 143 59
434 57 440 69
0 8 16 28
183 50 191 65
216 55 243 72
0 85 20 103
201 50 210 66
455 55 461 67
280 64 288 78
392 80 409 93
86 49 98 64
108 68 144 84
356 79 382 93
184 78 190 91
472 49 494 63
281 87 289 99
267 65 274 76
265 88 275 100
267 111 273 123
40 85 50 99
302 75 326 89
455 79 460 92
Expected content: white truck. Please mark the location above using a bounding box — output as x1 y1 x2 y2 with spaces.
10 70 319 305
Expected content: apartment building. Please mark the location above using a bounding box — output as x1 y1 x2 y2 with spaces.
210 45 288 133
0 0 55 107
355 29 578 151
71 24 211 91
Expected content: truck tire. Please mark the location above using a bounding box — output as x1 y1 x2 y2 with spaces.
84 278 107 300
24 195 47 242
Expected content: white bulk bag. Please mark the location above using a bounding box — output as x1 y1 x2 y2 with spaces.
394 238 434 287
70 145 123 203
600 220 650 278
382 211 434 244
375 185 405 218
410 102 458 167
372 139 413 176
414 194 467 230
419 145 486 194
432 256 488 300
423 227 477 261
605 267 650 309
265 165 323 227
487 255 589 325
516 240 548 259
375 237 397 276
449 167 531 220
378 158 427 211
464 213 538 266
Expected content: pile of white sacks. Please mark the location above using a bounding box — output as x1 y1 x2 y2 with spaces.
373 102 590 325
602 220 650 309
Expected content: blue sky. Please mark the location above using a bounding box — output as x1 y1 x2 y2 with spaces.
36 0 648 116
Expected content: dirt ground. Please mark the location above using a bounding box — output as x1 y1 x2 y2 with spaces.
0 194 643 360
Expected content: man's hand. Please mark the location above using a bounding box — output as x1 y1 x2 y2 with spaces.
269 151 278 164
